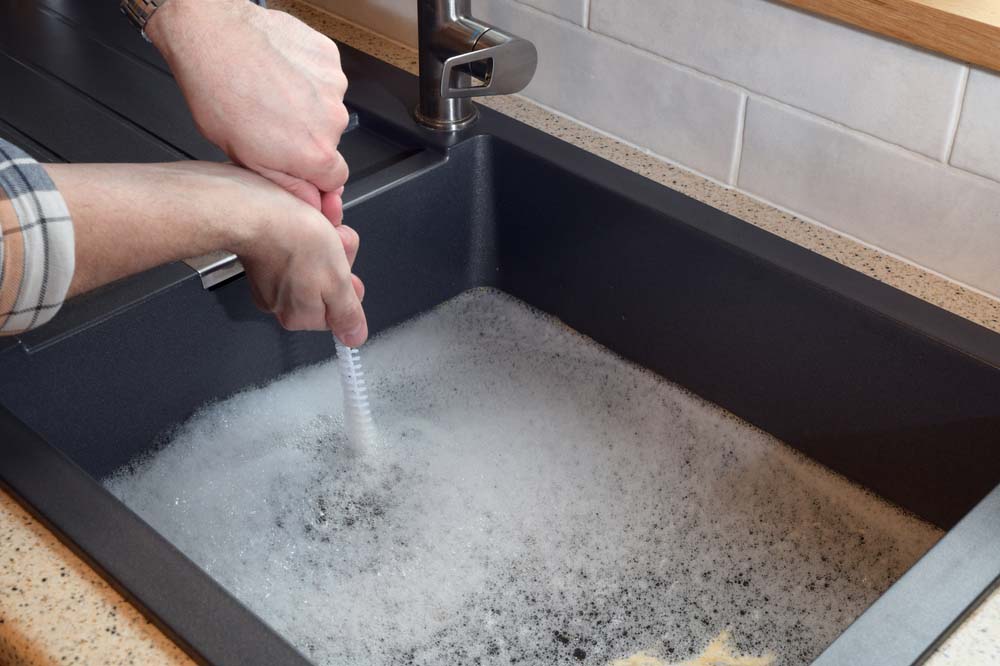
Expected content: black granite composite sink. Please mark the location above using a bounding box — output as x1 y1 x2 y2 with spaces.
1 3 999 666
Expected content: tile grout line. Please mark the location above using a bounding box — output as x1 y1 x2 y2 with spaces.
297 0 1000 192
506 0 975 166
293 0 1000 196
297 0 992 188
943 65 970 164
518 94 737 186
499 0 995 177
284 0 1000 306
297 0 1000 193
728 93 749 186
505 95 1000 306
750 93 1000 190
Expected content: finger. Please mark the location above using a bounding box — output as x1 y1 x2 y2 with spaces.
277 305 329 331
255 166 322 210
336 224 359 267
300 146 349 196
324 284 367 348
321 187 344 225
283 179 323 211
352 274 365 302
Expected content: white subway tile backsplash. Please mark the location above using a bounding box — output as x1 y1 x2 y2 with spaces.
308 0 587 41
477 0 744 181
951 69 1000 183
308 0 416 46
305 0 1000 296
589 0 964 159
516 0 586 25
739 97 1000 296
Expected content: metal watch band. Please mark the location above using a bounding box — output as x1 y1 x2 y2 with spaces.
120 0 167 37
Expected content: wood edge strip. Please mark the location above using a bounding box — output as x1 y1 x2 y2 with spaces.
778 0 1000 71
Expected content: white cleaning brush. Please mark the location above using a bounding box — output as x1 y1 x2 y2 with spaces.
334 337 376 448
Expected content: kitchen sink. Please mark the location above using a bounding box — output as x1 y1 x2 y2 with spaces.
1 3 999 666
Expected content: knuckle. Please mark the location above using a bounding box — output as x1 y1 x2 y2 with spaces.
331 103 350 135
309 141 339 169
336 158 350 187
327 298 363 331
353 275 366 302
279 309 323 331
331 260 352 285
341 226 360 252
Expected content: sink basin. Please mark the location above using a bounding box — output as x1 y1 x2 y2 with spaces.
1 3 999 666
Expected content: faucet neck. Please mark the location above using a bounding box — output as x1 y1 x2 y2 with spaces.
416 0 538 131
416 0 479 130
420 0 470 24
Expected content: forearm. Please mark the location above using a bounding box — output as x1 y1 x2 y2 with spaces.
44 162 258 297
145 0 251 60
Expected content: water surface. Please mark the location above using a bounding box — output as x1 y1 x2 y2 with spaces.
107 289 940 666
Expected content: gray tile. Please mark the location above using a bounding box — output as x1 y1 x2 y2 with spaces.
739 97 1000 296
590 0 964 159
478 0 744 181
951 68 1000 183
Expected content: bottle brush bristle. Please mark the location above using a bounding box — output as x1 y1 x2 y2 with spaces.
334 338 376 448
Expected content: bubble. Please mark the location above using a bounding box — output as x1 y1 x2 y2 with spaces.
105 288 941 666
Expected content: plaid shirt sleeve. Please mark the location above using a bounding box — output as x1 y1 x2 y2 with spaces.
0 138 75 335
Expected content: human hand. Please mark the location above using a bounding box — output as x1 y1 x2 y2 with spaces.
146 0 350 222
47 160 367 346
225 166 368 346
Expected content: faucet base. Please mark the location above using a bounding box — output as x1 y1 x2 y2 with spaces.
414 104 480 132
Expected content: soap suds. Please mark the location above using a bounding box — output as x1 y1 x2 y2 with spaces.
106 289 941 666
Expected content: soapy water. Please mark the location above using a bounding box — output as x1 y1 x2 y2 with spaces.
106 289 941 666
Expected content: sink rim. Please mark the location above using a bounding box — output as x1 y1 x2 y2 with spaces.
0 34 998 666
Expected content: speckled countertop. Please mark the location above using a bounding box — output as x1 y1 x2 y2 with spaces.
1 1 999 664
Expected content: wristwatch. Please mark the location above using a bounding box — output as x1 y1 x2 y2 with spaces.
120 0 269 40
119 0 168 41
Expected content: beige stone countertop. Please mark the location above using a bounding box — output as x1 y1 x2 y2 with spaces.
2 1 999 664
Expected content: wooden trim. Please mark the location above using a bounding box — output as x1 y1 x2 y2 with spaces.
778 0 1000 72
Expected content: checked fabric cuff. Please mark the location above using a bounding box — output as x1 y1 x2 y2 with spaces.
0 138 75 335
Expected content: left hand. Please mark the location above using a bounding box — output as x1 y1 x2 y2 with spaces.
146 0 351 223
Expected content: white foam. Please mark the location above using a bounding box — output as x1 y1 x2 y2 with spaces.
106 289 941 666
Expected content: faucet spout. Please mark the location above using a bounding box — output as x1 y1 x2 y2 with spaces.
416 0 538 131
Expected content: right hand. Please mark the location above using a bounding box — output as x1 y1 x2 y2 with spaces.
147 0 351 221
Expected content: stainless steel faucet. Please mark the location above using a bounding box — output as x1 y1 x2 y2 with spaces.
415 0 538 131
